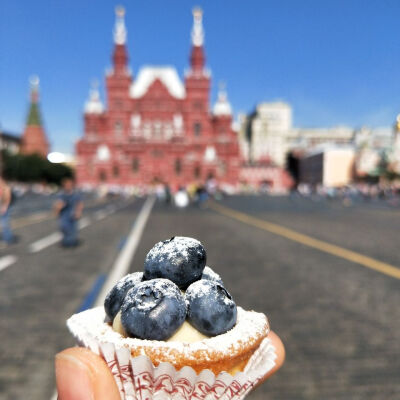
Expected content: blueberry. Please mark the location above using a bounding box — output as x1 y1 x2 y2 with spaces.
144 236 207 289
201 266 224 286
185 280 237 336
104 272 143 320
121 278 186 340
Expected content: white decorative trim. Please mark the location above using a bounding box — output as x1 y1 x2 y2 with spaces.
84 81 104 114
130 66 186 99
213 84 232 116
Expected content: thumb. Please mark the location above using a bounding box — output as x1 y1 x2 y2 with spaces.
55 347 120 400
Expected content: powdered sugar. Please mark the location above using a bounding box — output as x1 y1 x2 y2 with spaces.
67 306 269 362
114 272 143 291
123 278 183 311
146 236 203 264
185 279 233 307
144 236 207 289
202 266 223 284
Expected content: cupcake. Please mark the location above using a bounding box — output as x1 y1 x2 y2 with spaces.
67 237 277 399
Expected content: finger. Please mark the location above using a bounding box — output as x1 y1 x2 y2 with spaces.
56 347 120 400
264 330 285 379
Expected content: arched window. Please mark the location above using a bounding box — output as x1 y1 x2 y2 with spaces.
115 121 123 136
194 165 201 179
99 171 107 182
175 158 182 175
194 122 202 137
193 101 202 110
132 158 140 173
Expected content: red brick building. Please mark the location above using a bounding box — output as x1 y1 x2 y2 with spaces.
21 76 49 158
76 7 240 189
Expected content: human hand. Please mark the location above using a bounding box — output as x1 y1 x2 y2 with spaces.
55 331 284 399
260 330 285 381
55 347 120 400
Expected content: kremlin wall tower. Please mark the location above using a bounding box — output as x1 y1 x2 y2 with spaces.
21 76 49 158
75 7 240 188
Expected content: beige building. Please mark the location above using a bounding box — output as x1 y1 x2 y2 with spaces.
239 101 354 167
300 146 355 187
239 102 292 165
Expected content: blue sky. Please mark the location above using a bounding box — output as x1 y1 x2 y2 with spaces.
1 0 400 153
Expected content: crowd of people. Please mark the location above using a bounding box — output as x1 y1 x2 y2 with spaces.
294 182 400 206
3 175 400 248
0 176 224 248
154 177 222 209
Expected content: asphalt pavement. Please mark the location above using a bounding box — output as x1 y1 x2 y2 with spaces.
1 194 399 399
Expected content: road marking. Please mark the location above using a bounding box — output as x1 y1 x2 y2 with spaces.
106 204 116 213
50 392 57 400
12 211 52 229
95 196 155 306
0 255 17 272
29 232 62 253
48 199 138 400
117 236 127 250
12 197 118 231
94 209 107 221
30 217 91 252
77 274 107 313
78 216 91 229
210 202 400 280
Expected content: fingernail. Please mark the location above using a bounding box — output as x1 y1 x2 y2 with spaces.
56 353 94 400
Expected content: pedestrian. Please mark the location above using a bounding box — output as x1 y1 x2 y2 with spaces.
54 177 84 248
0 177 17 245
174 186 189 208
164 183 172 205
195 184 208 208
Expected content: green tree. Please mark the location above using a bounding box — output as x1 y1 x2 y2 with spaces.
1 150 73 185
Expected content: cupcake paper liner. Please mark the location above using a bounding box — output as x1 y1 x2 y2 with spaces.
67 308 277 400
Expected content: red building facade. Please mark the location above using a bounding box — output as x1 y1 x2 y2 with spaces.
76 7 240 189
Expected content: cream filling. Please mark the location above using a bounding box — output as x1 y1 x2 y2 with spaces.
112 311 208 343
167 320 208 342
112 311 127 337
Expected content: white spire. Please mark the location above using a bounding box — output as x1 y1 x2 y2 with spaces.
191 7 204 47
29 75 40 92
29 75 40 102
113 6 127 45
213 82 232 116
84 80 104 114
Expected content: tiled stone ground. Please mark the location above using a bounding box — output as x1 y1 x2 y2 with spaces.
1 195 399 399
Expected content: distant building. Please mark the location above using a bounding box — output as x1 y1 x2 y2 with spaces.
299 146 355 187
76 7 240 188
21 76 50 157
244 102 292 166
292 126 354 149
390 117 400 174
0 130 21 154
239 102 354 167
353 126 394 177
353 126 393 151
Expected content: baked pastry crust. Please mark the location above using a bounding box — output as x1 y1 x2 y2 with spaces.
68 306 269 375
